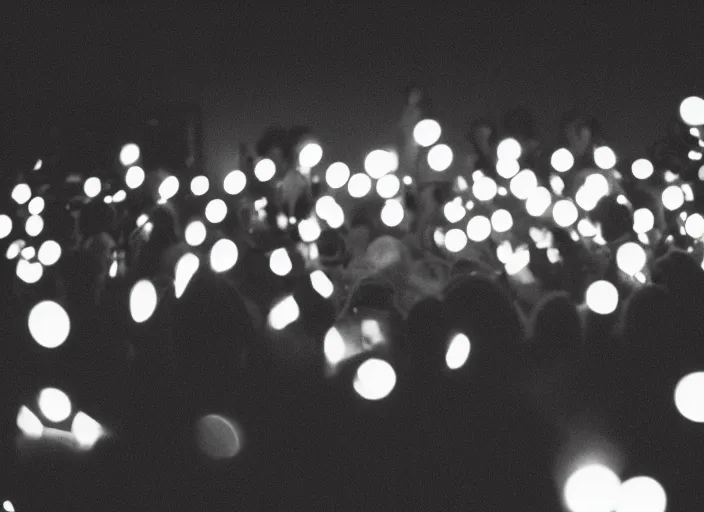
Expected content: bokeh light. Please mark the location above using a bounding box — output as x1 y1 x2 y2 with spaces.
270 248 292 276
298 216 322 242
616 243 646 276
310 270 334 299
324 326 346 365
205 199 228 224
586 280 619 315
631 159 654 180
174 252 200 299
185 220 207 247
633 208 654 233
83 177 101 198
466 215 491 242
550 175 565 195
473 176 498 201
674 372 704 423
551 148 574 172
662 185 685 211
28 300 70 348
0 215 12 239
510 169 538 199
129 279 158 323
16 259 42 284
28 196 45 215
11 183 31 205
196 414 243 459
413 119 442 147
255 158 276 182
210 239 238 273
380 199 404 227
578 218 598 237
190 175 209 196
616 476 667 512
445 333 471 370
505 245 531 276
444 199 466 223
72 411 104 449
112 190 126 203
158 176 180 201
553 199 579 227
224 170 247 195
594 146 617 170
685 213 704 238
38 387 72 423
268 295 300 330
491 209 513 233
20 246 35 260
37 240 61 266
427 144 453 172
496 158 520 179
497 138 522 161
348 173 372 198
6 239 25 260
364 149 396 179
2 502 13 512
353 358 397 400
444 229 468 252
17 405 43 439
326 162 351 189
125 165 145 189
119 143 141 166
563 463 621 512
376 174 401 199
299 142 323 168
679 96 704 126
525 187 552 217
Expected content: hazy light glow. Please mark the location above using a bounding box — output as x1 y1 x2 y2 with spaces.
526 187 552 217
158 176 180 201
268 295 300 330
210 239 238 273
17 405 43 438
255 158 276 182
28 301 70 348
270 248 293 276
550 175 565 195
551 148 574 172
38 387 72 423
174 253 200 299
119 143 141 166
446 333 471 370
72 411 104 449
586 280 619 315
310 270 334 299
224 170 247 195
205 199 227 224
594 146 617 169
190 175 210 196
496 158 520 179
16 259 42 283
326 162 351 189
353 358 397 400
466 215 491 242
348 173 372 198
298 216 322 242
564 463 621 512
28 196 45 215
473 176 498 201
185 221 207 247
0 215 12 239
376 174 401 198
380 199 404 227
444 199 466 223
427 144 453 172
662 186 685 211
632 159 654 180
125 166 145 189
83 177 101 198
364 149 397 179
680 96 704 126
491 209 513 233
413 119 442 147
129 279 158 323
324 327 346 365
674 372 704 423
196 414 242 459
444 229 468 252
510 169 538 199
553 199 579 227
299 142 323 168
616 476 667 512
616 243 647 276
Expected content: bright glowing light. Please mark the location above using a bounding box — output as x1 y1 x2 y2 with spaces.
688 150 702 161
255 158 276 182
196 414 242 459
633 208 654 233
268 295 300 330
209 239 238 273
510 169 538 199
692 127 701 137
594 146 617 170
20 246 35 260
224 170 247 195
6 239 25 260
578 218 598 237
298 216 322 242
28 301 70 348
83 177 101 198
550 175 565 195
380 199 404 227
37 240 61 266
119 143 141 166
190 175 209 196
682 183 694 202
2 502 13 512
680 96 704 126
16 259 42 284
33 159 42 171
497 138 522 161
662 185 685 211
444 199 466 223
616 476 667 512
270 248 292 276
505 246 531 275
326 162 351 189
310 270 334 299
674 372 704 423
496 158 520 179
631 159 654 180
364 149 397 179
586 280 619 315
28 196 45 215
403 175 412 185
348 173 372 198
473 176 498 201
72 411 104 449
353 358 396 400
491 209 513 233
427 144 453 172
315 196 336 220
413 119 442 147
324 327 346 365
125 166 145 189
433 228 446 248
445 333 471 370
185 221 207 247
112 190 126 203
299 142 323 168
325 203 345 229
553 199 579 227
158 176 180 201
0 215 12 239
11 183 31 205
526 187 552 217
17 405 43 438
104 195 113 204
205 199 227 224
564 464 621 512
38 387 72 423
616 243 646 276
686 213 704 238
136 213 149 228
466 215 491 242
376 174 401 199
664 170 678 183
174 252 200 299
551 148 574 172
444 229 468 252
129 279 158 323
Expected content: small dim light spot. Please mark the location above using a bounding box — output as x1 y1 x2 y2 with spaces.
33 159 42 171
196 414 243 459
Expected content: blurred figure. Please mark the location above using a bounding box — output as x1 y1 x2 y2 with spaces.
466 118 498 176
559 110 603 169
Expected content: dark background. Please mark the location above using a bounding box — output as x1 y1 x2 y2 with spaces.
3 1 703 177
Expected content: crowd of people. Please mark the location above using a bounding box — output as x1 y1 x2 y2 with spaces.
1 90 704 511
